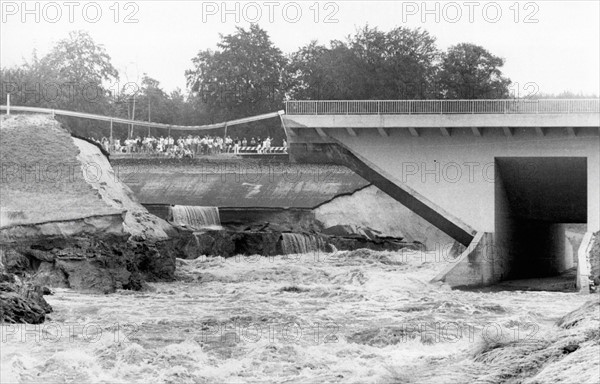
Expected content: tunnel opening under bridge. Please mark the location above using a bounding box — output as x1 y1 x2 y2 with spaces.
493 157 587 289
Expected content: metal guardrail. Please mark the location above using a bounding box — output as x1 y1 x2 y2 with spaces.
285 99 600 115
0 105 285 131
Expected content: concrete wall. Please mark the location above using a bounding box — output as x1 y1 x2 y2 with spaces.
576 232 597 292
432 232 498 287
112 159 369 209
493 166 517 281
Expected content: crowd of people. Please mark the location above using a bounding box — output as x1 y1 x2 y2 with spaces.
93 135 287 158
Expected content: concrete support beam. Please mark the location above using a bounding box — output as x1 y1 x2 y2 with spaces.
377 127 389 137
346 127 358 137
471 127 482 137
408 127 419 137
535 127 545 136
440 127 451 137
566 127 577 137
502 127 513 137
315 140 476 246
315 127 327 137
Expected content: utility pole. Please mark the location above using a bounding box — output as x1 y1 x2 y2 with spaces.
129 94 136 138
148 90 152 136
110 119 114 147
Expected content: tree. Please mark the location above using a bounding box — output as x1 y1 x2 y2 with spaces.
1 31 121 137
130 74 170 123
186 24 288 121
348 26 440 99
42 30 119 113
288 25 441 100
1 50 59 107
287 40 356 100
438 43 511 99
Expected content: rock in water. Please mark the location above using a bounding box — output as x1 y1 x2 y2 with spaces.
0 272 52 324
1 234 177 294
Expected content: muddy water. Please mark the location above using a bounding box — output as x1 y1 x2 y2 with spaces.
1 250 590 383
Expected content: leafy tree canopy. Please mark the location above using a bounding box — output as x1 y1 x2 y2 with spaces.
438 43 511 99
186 24 287 121
288 25 440 100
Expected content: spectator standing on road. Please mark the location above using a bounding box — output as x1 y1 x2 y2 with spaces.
256 137 262 153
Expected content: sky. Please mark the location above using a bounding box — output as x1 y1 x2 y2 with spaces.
1 0 599 97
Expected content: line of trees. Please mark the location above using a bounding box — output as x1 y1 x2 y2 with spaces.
0 25 536 140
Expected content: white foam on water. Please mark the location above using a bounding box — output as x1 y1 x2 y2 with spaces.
2 251 593 383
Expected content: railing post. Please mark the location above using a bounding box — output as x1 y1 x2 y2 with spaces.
109 119 113 143
346 101 349 115
6 94 10 115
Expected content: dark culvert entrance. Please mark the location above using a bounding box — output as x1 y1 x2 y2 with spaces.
494 157 587 291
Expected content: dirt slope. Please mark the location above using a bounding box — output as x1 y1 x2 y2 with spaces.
0 114 174 241
0 115 119 228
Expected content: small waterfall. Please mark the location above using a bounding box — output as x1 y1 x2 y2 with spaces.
281 233 324 255
170 205 221 230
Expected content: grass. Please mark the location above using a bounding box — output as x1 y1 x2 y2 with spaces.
470 298 600 384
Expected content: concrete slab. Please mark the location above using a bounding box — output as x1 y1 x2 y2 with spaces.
113 160 370 208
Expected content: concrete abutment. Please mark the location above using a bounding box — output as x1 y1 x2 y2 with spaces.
287 120 599 290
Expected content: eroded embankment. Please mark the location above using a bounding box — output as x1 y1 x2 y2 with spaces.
0 115 120 228
1 115 180 299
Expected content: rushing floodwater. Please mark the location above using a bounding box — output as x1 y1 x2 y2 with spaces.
1 249 591 384
170 206 221 230
281 233 325 255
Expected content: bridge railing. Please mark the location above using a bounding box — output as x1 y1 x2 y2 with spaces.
285 99 600 115
0 105 285 131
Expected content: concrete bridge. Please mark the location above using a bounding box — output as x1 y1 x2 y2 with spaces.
282 99 600 290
